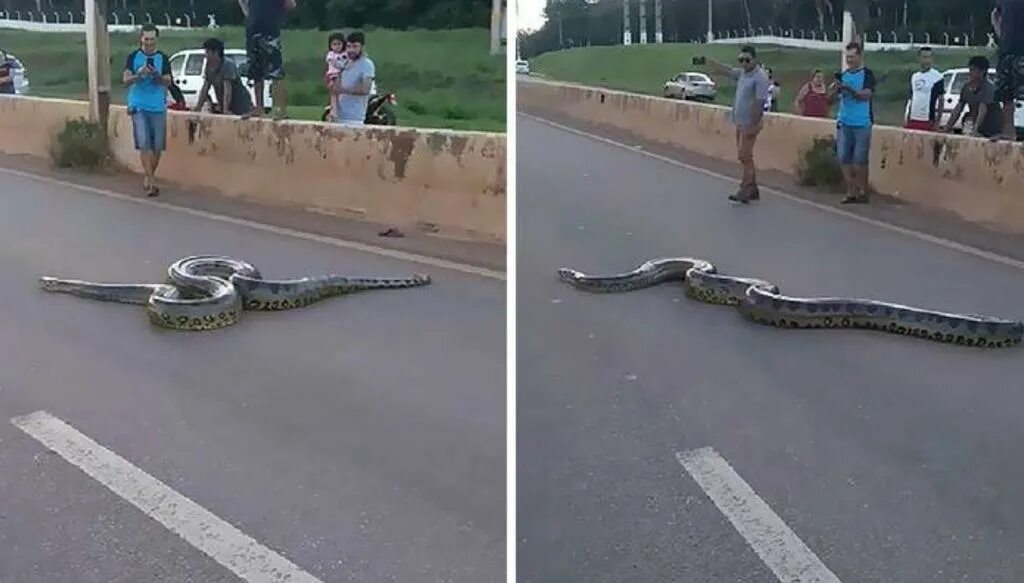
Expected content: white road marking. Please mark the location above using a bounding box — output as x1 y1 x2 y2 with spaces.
11 411 323 583
676 448 842 583
521 113 1024 274
0 167 504 281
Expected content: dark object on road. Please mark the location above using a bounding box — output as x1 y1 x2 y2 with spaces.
558 258 1024 348
692 56 706 66
50 118 110 169
320 91 398 126
379 228 405 238
796 136 844 190
40 255 431 331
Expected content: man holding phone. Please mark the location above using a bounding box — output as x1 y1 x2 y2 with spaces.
708 45 770 204
123 24 173 197
831 42 877 205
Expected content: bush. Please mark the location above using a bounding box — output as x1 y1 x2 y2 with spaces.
50 118 110 170
796 136 843 191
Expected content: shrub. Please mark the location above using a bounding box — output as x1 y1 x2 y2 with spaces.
796 135 843 191
50 118 110 170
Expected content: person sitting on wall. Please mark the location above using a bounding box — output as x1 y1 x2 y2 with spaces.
943 55 1004 139
194 37 253 116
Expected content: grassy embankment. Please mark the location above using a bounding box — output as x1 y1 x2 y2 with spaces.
530 43 983 126
0 27 506 132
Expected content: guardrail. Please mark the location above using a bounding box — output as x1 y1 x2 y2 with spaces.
0 11 216 32
705 32 989 51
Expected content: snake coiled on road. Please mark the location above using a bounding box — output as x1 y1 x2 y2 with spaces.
40 255 431 331
558 258 1024 348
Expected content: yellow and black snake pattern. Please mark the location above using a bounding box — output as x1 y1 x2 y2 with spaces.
40 255 430 331
558 258 1024 349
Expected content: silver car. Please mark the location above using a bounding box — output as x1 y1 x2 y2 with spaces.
664 72 716 101
1 50 29 95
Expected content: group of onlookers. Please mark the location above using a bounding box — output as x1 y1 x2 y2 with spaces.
121 0 376 197
716 0 1022 206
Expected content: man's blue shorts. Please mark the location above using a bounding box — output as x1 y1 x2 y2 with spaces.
836 124 872 166
131 110 166 152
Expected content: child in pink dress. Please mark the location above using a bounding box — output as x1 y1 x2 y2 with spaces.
324 32 347 122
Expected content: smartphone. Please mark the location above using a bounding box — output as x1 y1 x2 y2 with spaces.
146 56 155 70
833 72 843 82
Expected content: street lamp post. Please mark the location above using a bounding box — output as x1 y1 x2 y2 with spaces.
706 0 713 42
654 0 663 43
623 0 632 45
638 0 647 44
85 0 111 129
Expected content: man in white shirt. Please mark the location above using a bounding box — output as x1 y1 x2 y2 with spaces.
905 46 945 131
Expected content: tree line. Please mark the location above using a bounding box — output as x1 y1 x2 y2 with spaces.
1 0 492 30
521 0 998 57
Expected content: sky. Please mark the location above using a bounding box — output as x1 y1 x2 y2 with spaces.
517 0 547 33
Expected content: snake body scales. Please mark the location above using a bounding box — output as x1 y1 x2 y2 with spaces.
40 255 431 331
558 258 1024 349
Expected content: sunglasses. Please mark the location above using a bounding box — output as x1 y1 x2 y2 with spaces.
738 57 752 64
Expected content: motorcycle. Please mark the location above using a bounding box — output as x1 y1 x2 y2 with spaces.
321 90 398 126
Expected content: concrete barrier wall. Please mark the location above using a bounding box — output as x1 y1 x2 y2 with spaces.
0 96 506 242
519 78 1024 235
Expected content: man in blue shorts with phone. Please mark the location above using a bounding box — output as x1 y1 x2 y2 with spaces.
123 23 172 197
831 42 876 205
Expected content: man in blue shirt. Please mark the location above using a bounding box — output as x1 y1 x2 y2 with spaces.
708 45 770 203
992 0 1024 140
831 42 877 205
122 24 172 197
336 31 376 126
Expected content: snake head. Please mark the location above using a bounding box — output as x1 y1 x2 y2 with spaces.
413 273 432 285
39 276 61 291
557 268 581 283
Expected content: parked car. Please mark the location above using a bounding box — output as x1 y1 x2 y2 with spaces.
664 72 716 101
0 49 29 95
906 67 1023 136
516 60 530 75
168 48 271 113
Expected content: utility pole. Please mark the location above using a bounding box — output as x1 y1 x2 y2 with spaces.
623 0 632 45
842 0 868 69
85 0 111 129
490 0 503 55
654 0 663 43
706 0 714 42
638 0 647 44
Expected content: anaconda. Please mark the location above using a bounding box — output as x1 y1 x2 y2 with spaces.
558 258 1023 348
40 255 430 331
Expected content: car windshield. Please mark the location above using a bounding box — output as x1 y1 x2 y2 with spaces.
948 71 996 94
689 74 711 83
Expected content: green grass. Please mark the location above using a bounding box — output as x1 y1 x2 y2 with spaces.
530 43 988 127
2 27 505 132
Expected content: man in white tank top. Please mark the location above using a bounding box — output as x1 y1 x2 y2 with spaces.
905 47 945 131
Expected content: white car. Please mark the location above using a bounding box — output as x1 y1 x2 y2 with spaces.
169 48 271 113
907 67 1023 135
663 72 717 101
516 60 530 75
0 50 29 95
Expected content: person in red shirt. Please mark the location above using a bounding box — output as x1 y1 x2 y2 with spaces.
794 69 830 118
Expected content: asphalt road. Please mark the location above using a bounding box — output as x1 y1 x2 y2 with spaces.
517 114 1024 582
0 169 505 582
